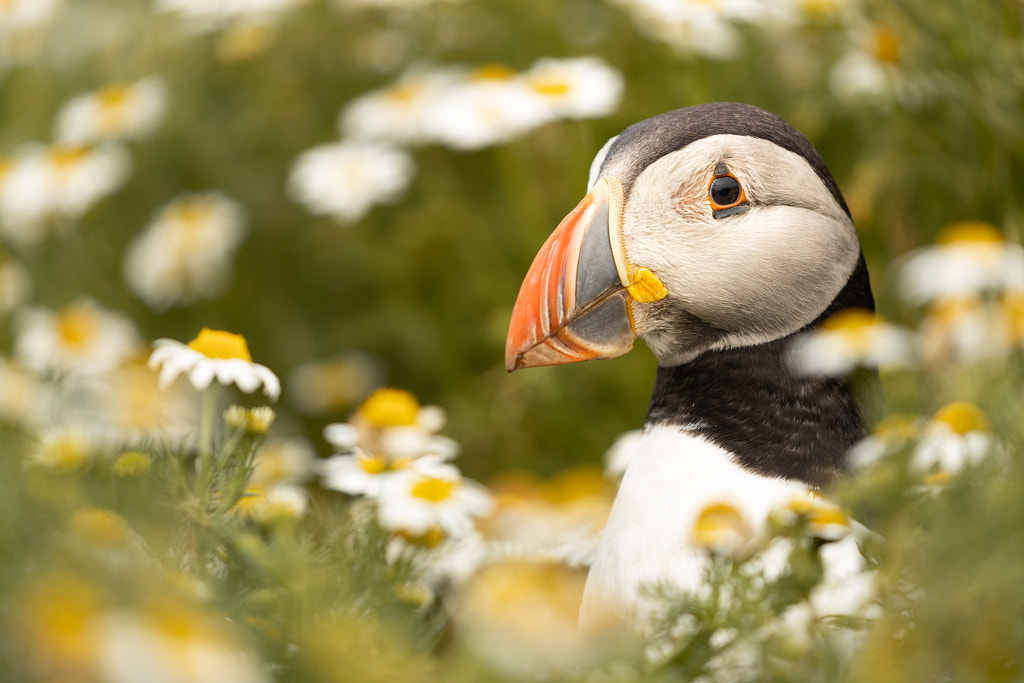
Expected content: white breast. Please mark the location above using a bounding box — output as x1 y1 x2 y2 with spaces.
579 426 812 631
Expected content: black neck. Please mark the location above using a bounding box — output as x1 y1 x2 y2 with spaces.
644 255 876 489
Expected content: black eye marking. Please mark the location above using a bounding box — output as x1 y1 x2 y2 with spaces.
708 169 750 219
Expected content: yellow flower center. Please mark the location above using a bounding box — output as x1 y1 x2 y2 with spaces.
400 526 445 548
936 221 1004 245
357 388 419 427
48 146 90 172
187 328 252 361
471 64 516 82
411 476 455 502
872 25 901 64
926 471 952 488
799 0 841 19
0 157 11 182
386 83 422 103
873 414 918 440
807 505 850 529
820 307 878 332
932 401 989 435
693 502 751 549
71 506 129 547
530 78 571 96
358 453 388 475
55 305 98 351
112 451 153 477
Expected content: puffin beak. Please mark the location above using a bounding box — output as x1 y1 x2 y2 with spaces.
506 177 657 372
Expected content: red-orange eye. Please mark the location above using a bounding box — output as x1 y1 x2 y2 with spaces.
708 174 749 218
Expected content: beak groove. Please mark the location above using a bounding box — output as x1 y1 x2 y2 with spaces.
505 178 637 372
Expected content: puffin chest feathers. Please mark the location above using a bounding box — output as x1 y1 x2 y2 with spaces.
504 102 875 630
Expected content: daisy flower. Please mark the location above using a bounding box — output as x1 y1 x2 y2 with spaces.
377 462 493 540
829 21 905 102
0 356 51 428
323 387 456 461
457 560 602 677
54 77 168 146
0 0 63 36
0 144 130 245
339 66 462 146
788 308 914 377
288 353 379 415
95 598 271 683
481 466 613 568
14 299 141 379
234 484 309 522
0 254 31 314
95 356 199 444
915 295 1016 366
424 65 552 150
30 421 108 473
847 414 919 470
155 0 304 30
897 221 1024 304
520 57 624 121
910 401 992 477
287 141 414 223
147 328 281 400
607 0 743 60
692 501 754 558
123 191 247 309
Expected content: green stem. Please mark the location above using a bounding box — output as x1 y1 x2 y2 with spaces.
197 383 221 494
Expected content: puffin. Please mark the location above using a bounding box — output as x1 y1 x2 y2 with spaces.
504 102 875 629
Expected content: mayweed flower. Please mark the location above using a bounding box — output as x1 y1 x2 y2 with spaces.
234 485 309 523
605 0 746 60
155 0 304 30
54 77 168 146
521 56 624 120
124 191 247 310
481 466 613 568
99 356 200 443
288 353 379 415
320 388 455 498
458 560 607 676
779 495 851 542
70 506 131 548
897 221 1024 304
847 414 920 470
11 571 107 678
910 401 992 478
0 144 130 245
223 405 275 435
94 598 271 683
148 328 281 400
234 442 313 536
376 461 493 540
0 0 63 37
0 356 50 428
339 67 462 146
30 421 106 473
692 501 754 557
323 387 455 461
288 141 414 223
788 308 914 376
829 21 904 101
0 254 31 314
14 299 141 379
424 65 552 150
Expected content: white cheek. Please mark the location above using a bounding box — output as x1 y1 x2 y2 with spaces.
635 205 860 336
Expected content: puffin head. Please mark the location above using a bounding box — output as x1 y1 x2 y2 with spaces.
506 102 868 372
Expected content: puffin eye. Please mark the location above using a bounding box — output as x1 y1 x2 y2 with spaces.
708 174 749 219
